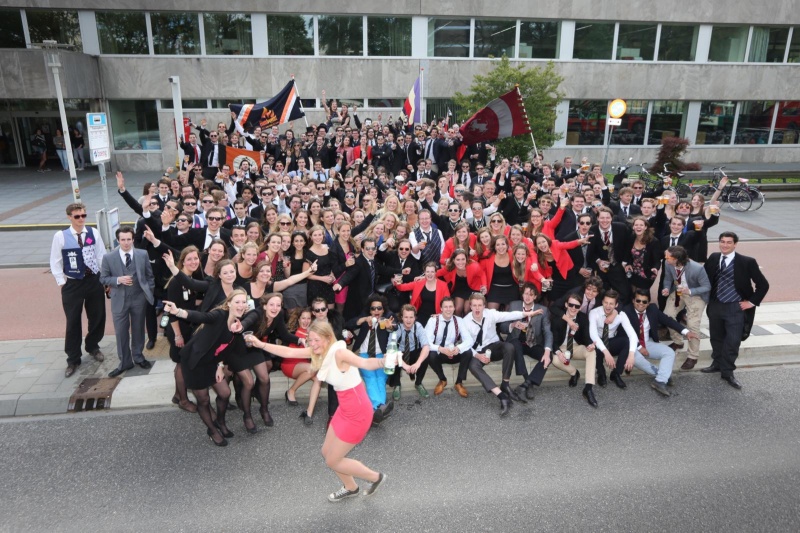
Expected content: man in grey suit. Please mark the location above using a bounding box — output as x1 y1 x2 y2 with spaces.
498 283 554 401
100 226 155 377
662 246 711 370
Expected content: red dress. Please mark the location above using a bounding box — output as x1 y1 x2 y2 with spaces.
282 327 309 378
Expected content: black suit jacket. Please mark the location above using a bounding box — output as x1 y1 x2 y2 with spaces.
659 231 699 255
223 216 258 229
610 202 642 224
705 252 769 339
376 251 420 284
346 313 398 355
199 140 226 169
587 222 632 267
338 255 397 320
550 290 601 320
179 141 202 165
621 303 685 344
550 311 592 348
161 226 232 252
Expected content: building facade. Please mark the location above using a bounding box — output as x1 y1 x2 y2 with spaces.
0 1 798 171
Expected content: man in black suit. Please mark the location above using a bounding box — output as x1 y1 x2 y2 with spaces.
421 127 448 174
556 194 590 241
378 239 421 313
223 199 258 229
621 288 699 396
657 216 699 309
391 133 413 176
179 132 202 168
610 186 642 224
702 232 770 389
457 160 476 187
464 141 489 168
335 237 399 321
564 213 595 285
154 178 173 211
587 207 633 304
551 276 604 320
155 205 231 252
639 197 668 239
199 128 226 180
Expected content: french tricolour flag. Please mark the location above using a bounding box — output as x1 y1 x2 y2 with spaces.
402 77 421 126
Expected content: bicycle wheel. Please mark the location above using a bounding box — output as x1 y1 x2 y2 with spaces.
676 183 693 200
748 188 765 211
693 185 717 197
726 187 752 212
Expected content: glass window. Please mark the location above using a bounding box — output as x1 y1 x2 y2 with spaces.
203 13 252 55
211 99 256 108
0 9 25 48
267 15 314 55
474 19 516 58
770 101 800 145
696 101 736 145
26 10 82 51
648 101 689 145
151 12 200 55
748 27 789 62
370 99 405 108
789 29 800 63
367 17 411 56
519 20 559 59
734 101 775 144
610 100 648 145
425 99 464 123
428 18 470 57
109 100 161 150
318 15 363 56
708 26 749 62
616 24 657 61
160 99 208 110
96 12 148 54
658 25 699 61
573 22 615 60
566 100 607 145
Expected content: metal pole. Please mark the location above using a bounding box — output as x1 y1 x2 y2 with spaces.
48 48 81 201
290 76 310 128
601 124 615 174
169 76 184 168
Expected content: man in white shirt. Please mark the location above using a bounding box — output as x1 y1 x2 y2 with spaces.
425 298 474 397
463 294 538 416
409 210 444 266
388 305 432 400
49 203 107 377
588 290 638 390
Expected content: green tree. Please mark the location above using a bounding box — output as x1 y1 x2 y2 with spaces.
453 56 564 159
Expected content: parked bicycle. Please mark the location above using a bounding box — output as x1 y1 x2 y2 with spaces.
658 164 694 200
694 167 757 212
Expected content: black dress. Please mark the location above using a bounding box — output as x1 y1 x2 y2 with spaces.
165 275 199 363
487 263 519 303
548 259 571 301
305 248 335 304
452 272 472 300
418 286 437 326
221 332 265 373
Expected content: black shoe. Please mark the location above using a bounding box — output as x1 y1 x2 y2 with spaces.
243 414 258 434
499 398 511 417
285 391 298 406
362 472 387 497
207 428 228 447
597 372 608 388
136 359 152 369
568 369 580 388
108 365 133 378
610 370 627 389
513 384 529 401
372 408 384 426
583 386 598 408
525 384 536 401
722 374 742 389
381 401 394 417
65 364 78 378
300 410 314 426
503 383 526 403
260 408 274 427
146 339 156 350
213 421 234 438
701 363 721 374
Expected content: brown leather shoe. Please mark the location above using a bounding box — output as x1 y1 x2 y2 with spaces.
434 380 447 396
668 342 685 351
65 364 77 378
454 383 468 398
680 358 697 370
90 349 105 362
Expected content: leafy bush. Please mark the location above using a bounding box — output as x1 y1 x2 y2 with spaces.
650 137 701 172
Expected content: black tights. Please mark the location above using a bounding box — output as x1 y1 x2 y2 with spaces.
236 362 270 428
193 381 231 442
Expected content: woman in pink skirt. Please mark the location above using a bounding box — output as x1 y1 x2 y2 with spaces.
246 321 387 502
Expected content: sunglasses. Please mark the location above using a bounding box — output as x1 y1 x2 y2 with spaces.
72 214 87 219
202 199 214 204
184 201 196 206
206 216 223 221
370 306 383 311
177 218 190 223
448 209 461 213
634 299 650 304
301 192 311 195
209 135 218 138
566 302 581 309
363 247 376 251
149 202 159 206
579 221 592 225
491 220 502 224
279 222 292 226
312 307 327 313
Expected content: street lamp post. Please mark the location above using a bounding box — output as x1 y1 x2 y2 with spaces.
41 40 81 202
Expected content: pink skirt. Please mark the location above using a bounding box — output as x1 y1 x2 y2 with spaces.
330 382 373 445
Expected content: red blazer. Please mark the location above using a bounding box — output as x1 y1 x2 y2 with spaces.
437 262 487 293
534 239 581 281
543 207 565 239
511 257 540 290
441 233 478 263
396 279 450 314
510 236 535 257
479 254 514 289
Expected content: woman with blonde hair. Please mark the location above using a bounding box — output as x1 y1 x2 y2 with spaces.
245 221 264 247
234 241 259 284
246 321 388 502
263 206 280 235
474 228 495 261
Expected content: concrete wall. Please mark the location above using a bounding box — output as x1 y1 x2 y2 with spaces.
0 50 101 99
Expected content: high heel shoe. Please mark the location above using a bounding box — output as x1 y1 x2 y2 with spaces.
285 391 299 406
243 414 258 435
260 408 274 427
299 410 314 426
213 420 234 438
206 428 228 447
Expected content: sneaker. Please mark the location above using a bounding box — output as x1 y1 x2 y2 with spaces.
651 379 671 397
362 473 387 497
328 486 360 502
415 384 429 399
392 386 401 401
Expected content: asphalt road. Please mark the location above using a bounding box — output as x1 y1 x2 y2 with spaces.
2 366 800 532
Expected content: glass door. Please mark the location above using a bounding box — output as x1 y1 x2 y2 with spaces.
0 117 20 166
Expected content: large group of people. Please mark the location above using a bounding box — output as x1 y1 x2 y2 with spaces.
50 106 769 502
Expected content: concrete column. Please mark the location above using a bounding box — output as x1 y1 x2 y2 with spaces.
695 25 713 62
252 14 267 56
411 16 428 58
684 101 702 144
78 11 99 55
553 100 570 147
559 21 575 60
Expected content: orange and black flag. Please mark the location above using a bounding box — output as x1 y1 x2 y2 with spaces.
229 80 305 131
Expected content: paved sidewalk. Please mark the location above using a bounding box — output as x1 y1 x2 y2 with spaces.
2 301 800 417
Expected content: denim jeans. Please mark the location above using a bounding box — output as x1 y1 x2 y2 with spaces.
358 352 387 409
633 339 675 384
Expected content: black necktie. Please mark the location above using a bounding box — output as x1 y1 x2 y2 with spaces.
77 232 84 248
125 253 131 268
602 322 609 345
368 326 377 356
671 237 677 247
472 318 484 350
403 330 411 359
368 260 376 291
566 327 574 353
440 320 450 346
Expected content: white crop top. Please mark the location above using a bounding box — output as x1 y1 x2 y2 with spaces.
319 340 363 391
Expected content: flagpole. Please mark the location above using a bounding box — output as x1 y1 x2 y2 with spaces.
290 75 310 129
419 67 425 125
515 84 538 159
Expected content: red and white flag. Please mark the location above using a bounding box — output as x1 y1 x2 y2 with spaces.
458 87 531 145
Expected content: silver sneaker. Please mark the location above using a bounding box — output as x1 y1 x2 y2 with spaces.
651 379 671 397
328 486 359 502
362 472 387 497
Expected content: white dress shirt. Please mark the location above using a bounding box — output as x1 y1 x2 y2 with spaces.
49 227 106 286
588 307 637 353
424 315 473 354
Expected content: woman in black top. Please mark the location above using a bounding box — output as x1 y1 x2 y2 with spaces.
163 290 253 447
282 231 311 309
